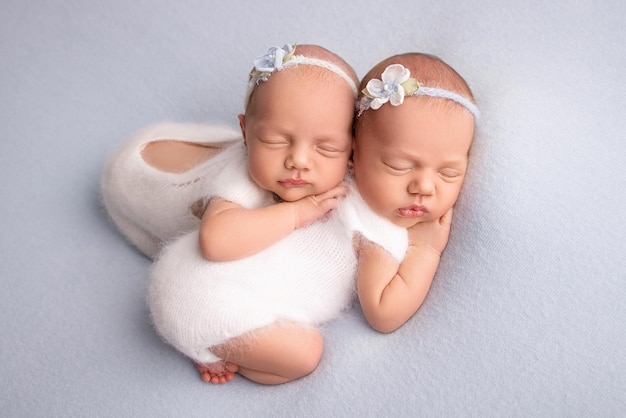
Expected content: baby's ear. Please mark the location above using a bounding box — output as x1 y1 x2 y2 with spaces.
237 114 247 145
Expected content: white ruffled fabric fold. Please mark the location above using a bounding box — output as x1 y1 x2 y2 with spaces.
100 122 241 258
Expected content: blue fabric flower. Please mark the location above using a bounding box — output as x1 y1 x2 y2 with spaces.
364 64 411 109
253 44 294 73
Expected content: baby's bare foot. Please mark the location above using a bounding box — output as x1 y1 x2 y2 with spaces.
194 361 239 384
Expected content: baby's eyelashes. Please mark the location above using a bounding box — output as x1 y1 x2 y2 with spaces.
315 143 350 157
438 169 463 181
383 161 413 175
258 137 289 147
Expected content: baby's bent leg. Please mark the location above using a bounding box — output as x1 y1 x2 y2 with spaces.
211 322 324 385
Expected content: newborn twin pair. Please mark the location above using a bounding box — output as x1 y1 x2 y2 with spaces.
101 43 479 384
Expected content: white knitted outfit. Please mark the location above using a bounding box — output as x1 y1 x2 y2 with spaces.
102 122 409 365
100 122 241 258
148 143 409 364
148 141 354 363
338 178 409 263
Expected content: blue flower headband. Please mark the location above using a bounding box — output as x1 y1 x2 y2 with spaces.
245 43 358 108
356 64 480 120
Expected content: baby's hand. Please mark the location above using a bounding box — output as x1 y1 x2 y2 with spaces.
291 184 347 229
407 207 453 255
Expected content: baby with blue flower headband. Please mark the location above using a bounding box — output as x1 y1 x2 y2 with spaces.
101 42 362 384
136 43 368 385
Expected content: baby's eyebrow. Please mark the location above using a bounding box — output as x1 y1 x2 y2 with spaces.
382 151 468 168
441 158 467 166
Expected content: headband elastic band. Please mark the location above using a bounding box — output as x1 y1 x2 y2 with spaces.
356 63 480 120
281 55 358 96
412 87 480 120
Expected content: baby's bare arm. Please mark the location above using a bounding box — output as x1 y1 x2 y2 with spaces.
357 209 452 333
199 185 346 261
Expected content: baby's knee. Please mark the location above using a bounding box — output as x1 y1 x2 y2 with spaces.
294 329 324 378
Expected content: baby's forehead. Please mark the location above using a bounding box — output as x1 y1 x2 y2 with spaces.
359 122 471 155
269 65 355 93
246 70 357 119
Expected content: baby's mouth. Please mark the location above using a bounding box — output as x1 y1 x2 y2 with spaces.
398 205 427 218
279 178 309 188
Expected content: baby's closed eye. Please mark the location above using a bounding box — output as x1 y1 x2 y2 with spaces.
316 141 349 157
382 160 413 175
438 168 462 180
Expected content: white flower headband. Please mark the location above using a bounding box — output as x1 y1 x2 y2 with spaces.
356 64 480 120
244 43 358 108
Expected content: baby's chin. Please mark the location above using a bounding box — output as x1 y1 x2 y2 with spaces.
392 218 421 229
387 212 437 229
271 190 308 203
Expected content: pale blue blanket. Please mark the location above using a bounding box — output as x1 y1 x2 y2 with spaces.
2 1 624 416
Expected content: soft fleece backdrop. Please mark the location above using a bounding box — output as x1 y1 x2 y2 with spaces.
2 0 625 416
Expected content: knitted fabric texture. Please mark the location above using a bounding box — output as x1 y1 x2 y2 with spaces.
100 122 241 258
148 184 409 364
338 179 409 264
103 122 409 364
147 146 358 363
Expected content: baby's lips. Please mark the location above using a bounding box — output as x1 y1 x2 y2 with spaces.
398 205 428 218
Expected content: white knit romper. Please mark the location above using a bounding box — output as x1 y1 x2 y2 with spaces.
101 122 408 364
100 122 241 258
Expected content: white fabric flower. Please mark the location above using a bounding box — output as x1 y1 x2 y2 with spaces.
364 64 411 109
253 44 294 73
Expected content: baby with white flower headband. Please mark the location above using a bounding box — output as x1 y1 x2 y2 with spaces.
345 52 478 333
